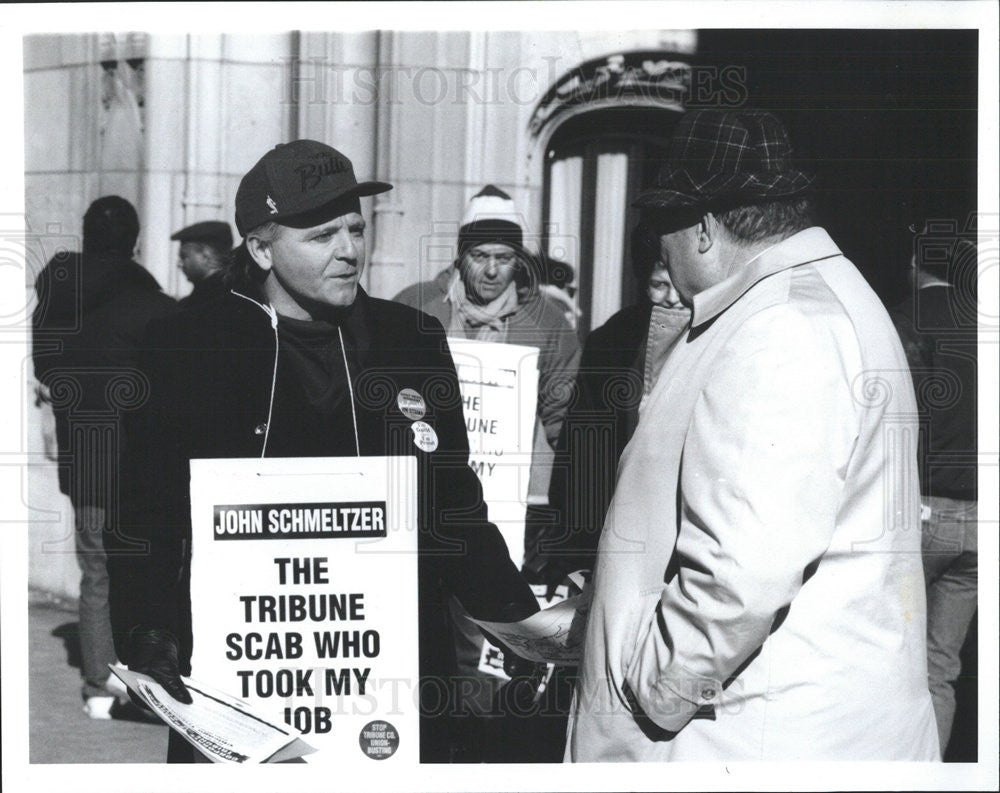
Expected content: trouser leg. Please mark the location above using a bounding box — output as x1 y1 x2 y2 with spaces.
166 728 209 763
922 497 978 754
925 551 977 752
74 505 118 699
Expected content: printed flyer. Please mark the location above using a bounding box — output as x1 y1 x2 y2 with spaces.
109 666 315 764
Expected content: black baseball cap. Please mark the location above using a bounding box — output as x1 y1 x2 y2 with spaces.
235 140 392 236
170 220 233 252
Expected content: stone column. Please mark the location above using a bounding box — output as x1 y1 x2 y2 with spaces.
138 35 187 294
368 30 406 298
296 32 381 292
181 36 226 232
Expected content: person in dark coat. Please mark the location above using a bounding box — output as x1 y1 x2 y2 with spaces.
31 195 176 717
105 141 539 763
535 220 690 585
891 219 977 756
171 220 233 309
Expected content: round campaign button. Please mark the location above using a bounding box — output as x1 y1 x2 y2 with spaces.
397 388 426 420
410 421 438 453
359 720 400 760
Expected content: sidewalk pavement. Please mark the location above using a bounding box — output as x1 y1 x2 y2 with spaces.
26 592 977 764
29 594 167 763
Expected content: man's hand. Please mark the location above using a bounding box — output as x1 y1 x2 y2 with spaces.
480 628 547 710
127 625 192 707
532 560 590 602
497 648 548 713
34 383 59 462
34 382 51 406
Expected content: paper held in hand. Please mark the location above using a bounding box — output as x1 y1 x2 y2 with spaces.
469 592 591 665
109 666 316 764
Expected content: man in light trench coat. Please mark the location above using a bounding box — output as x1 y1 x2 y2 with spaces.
565 109 940 761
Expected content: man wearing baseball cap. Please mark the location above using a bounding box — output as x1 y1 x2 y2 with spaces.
566 110 940 761
170 220 233 309
106 140 540 762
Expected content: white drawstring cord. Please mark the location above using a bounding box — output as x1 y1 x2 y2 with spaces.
261 307 279 458
231 290 279 458
232 290 361 459
338 326 361 457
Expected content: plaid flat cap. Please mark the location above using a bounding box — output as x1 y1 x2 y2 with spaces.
634 109 813 211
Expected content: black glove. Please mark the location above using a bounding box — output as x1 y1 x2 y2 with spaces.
501 646 537 679
127 625 192 708
496 648 547 715
527 558 591 602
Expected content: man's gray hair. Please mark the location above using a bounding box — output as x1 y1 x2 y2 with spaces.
716 197 816 245
222 221 282 288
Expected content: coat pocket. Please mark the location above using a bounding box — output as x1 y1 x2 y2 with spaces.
621 589 663 684
621 590 719 735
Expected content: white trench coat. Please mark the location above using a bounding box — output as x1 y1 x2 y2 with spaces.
566 227 940 761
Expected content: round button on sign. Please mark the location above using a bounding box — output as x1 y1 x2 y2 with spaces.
359 720 399 760
410 420 438 452
397 388 426 420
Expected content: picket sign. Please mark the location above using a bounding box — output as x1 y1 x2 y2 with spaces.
188 456 419 767
445 339 540 685
446 338 540 569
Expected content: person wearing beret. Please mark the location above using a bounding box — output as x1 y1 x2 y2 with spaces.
565 109 940 761
170 220 233 309
106 141 540 763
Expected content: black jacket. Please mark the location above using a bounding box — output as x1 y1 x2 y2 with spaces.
542 302 651 570
891 285 977 500
176 271 230 311
106 288 537 745
31 251 177 504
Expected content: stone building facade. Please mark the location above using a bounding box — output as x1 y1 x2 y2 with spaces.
25 29 698 597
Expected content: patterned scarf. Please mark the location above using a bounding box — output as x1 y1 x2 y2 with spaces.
446 268 520 342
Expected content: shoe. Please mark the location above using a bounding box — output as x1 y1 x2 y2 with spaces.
83 695 116 720
109 698 162 724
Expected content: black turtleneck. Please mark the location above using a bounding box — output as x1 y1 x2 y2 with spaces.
266 299 372 456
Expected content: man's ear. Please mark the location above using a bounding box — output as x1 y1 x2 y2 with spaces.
696 213 717 254
246 237 274 272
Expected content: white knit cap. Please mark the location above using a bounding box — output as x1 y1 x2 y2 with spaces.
458 185 525 257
